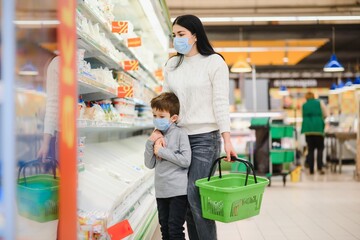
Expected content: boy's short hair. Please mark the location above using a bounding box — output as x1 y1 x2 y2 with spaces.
150 92 180 116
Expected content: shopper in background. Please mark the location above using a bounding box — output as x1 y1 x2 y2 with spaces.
161 14 237 240
144 92 191 240
36 55 60 238
301 91 328 175
37 56 59 162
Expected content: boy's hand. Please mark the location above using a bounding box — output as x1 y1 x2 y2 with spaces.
149 129 163 142
154 143 163 156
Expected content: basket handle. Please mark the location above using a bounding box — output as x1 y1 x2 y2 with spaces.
207 156 258 186
17 157 58 185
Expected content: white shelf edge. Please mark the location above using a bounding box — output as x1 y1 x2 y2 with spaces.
78 74 117 100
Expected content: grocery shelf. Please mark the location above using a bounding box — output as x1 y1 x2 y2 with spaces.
77 30 122 71
78 74 117 101
77 32 157 98
77 1 160 87
78 136 156 239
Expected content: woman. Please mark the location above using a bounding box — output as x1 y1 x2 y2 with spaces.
301 91 328 175
160 14 236 240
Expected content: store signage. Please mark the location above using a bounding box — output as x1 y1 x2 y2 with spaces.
122 60 139 71
154 85 163 93
273 79 318 87
58 0 77 239
107 219 133 239
111 21 129 33
154 69 164 80
118 85 134 98
127 37 141 47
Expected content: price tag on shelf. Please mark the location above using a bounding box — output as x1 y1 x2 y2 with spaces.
107 219 133 240
118 85 134 98
122 60 139 71
111 21 129 33
127 37 142 47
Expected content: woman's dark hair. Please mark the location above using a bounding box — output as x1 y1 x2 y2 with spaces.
171 14 224 68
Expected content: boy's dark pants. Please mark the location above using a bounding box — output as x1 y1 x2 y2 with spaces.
157 195 188 240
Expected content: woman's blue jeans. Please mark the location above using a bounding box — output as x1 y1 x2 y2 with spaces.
186 130 221 240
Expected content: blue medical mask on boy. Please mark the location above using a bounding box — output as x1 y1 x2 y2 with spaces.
173 36 195 55
153 118 172 131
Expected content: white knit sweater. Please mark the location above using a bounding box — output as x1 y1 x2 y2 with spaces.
163 53 230 135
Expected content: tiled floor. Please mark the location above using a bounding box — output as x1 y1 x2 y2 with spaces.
216 165 360 240
152 164 360 240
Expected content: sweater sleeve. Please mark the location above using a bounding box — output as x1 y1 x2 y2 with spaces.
157 130 191 168
209 55 231 133
144 140 156 169
44 56 59 136
162 58 176 93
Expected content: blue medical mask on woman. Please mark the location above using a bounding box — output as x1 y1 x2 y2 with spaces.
173 36 195 55
153 118 172 131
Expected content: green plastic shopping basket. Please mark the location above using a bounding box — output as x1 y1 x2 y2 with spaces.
17 158 59 222
195 156 269 223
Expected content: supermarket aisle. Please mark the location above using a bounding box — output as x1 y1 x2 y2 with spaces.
152 165 360 240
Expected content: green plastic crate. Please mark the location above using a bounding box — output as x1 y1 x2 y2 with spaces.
270 150 295 164
17 174 59 222
270 125 294 138
250 117 269 127
195 174 269 223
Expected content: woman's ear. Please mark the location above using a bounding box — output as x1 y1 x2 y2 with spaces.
171 114 179 123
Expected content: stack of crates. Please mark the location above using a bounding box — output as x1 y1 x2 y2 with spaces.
268 124 295 186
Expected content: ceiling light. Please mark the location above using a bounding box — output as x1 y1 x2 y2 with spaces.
279 86 289 96
344 78 355 90
323 27 344 72
230 59 252 73
323 54 345 72
354 76 360 88
184 16 360 23
337 80 345 93
18 62 38 76
168 46 317 53
329 83 340 94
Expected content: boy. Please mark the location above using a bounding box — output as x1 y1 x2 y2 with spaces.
144 92 191 240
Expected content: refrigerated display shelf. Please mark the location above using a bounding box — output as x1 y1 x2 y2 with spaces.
77 30 157 98
77 1 160 87
77 30 123 71
78 136 157 239
77 120 153 133
78 74 117 101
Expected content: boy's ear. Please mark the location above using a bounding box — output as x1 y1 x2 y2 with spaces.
171 114 178 123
